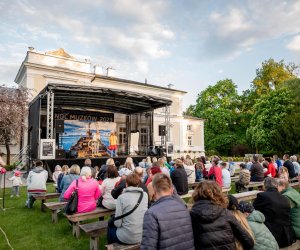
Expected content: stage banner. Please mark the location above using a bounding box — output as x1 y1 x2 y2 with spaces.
61 120 116 157
55 110 114 122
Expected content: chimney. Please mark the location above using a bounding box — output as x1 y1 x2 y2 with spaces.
28 46 35 51
94 65 103 75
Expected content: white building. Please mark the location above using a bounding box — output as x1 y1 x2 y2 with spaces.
3 48 204 161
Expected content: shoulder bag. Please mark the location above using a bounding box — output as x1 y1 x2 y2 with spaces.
208 166 216 181
65 179 79 215
108 190 144 227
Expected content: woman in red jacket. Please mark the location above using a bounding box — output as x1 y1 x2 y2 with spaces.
207 158 223 187
264 157 276 178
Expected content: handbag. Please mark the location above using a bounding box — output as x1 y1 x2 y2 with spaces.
108 190 144 228
65 179 79 215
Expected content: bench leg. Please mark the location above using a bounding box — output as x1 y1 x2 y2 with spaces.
41 199 46 212
72 222 80 238
90 236 99 250
51 210 58 223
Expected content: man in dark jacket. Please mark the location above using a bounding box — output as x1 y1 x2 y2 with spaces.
253 177 296 248
141 173 194 250
283 154 296 178
250 155 264 182
171 159 188 195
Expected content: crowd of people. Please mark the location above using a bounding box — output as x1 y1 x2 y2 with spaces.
22 153 300 249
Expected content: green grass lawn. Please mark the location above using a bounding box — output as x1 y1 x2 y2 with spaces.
0 184 107 250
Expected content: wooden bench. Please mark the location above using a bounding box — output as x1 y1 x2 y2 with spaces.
44 201 67 223
280 240 300 250
32 193 61 212
181 187 231 199
232 190 262 202
80 221 108 250
106 243 140 250
290 182 300 189
66 207 115 238
231 176 239 182
244 181 264 190
188 182 200 189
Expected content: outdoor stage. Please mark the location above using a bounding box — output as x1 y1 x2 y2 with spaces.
28 83 172 169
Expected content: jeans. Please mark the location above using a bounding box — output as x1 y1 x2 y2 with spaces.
196 170 202 182
25 192 42 208
107 225 123 244
110 149 116 157
11 186 20 196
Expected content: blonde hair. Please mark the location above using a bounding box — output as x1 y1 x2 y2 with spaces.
80 166 91 181
69 164 80 175
62 165 69 173
231 210 255 249
106 158 115 166
125 157 133 165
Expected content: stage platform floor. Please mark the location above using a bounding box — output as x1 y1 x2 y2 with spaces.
43 155 149 171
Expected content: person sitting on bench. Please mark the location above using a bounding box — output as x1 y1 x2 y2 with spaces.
235 163 250 193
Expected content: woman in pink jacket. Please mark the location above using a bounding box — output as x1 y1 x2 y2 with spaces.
64 166 101 213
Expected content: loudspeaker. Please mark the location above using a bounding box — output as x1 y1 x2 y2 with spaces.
55 120 64 133
56 149 66 159
159 125 166 136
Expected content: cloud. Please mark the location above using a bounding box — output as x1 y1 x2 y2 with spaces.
287 35 300 52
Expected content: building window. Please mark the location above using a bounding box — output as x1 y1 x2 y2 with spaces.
140 127 148 146
118 127 126 144
187 125 192 131
187 136 192 146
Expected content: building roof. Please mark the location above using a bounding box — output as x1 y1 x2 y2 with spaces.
46 48 75 59
183 115 204 121
31 83 172 114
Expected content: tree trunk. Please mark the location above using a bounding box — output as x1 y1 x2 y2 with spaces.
5 143 10 165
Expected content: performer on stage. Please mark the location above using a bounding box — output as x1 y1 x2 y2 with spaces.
109 131 118 157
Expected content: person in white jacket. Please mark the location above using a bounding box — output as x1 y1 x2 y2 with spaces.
9 170 23 197
26 161 48 208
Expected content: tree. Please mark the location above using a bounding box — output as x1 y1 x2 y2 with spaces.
191 79 243 155
0 86 29 165
252 58 297 95
246 87 292 154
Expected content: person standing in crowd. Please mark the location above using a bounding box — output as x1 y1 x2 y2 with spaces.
220 162 231 188
238 201 279 250
264 157 276 178
184 158 196 184
64 167 100 213
99 165 121 210
283 154 296 178
141 173 194 250
9 170 23 197
194 157 203 181
291 155 300 176
26 161 48 208
59 164 80 202
190 181 254 250
227 195 254 250
171 159 188 195
207 158 222 187
253 177 295 248
0 153 6 188
278 178 300 239
107 173 148 245
56 165 69 193
235 163 250 193
227 157 236 177
250 155 264 182
52 165 62 184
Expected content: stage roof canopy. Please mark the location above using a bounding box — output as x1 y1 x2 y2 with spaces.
33 83 172 114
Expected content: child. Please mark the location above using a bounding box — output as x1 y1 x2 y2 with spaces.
9 170 23 197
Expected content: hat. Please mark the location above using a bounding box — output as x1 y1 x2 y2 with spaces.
238 201 254 213
14 170 21 177
227 194 239 210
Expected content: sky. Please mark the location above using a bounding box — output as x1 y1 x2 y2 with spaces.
0 0 300 109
